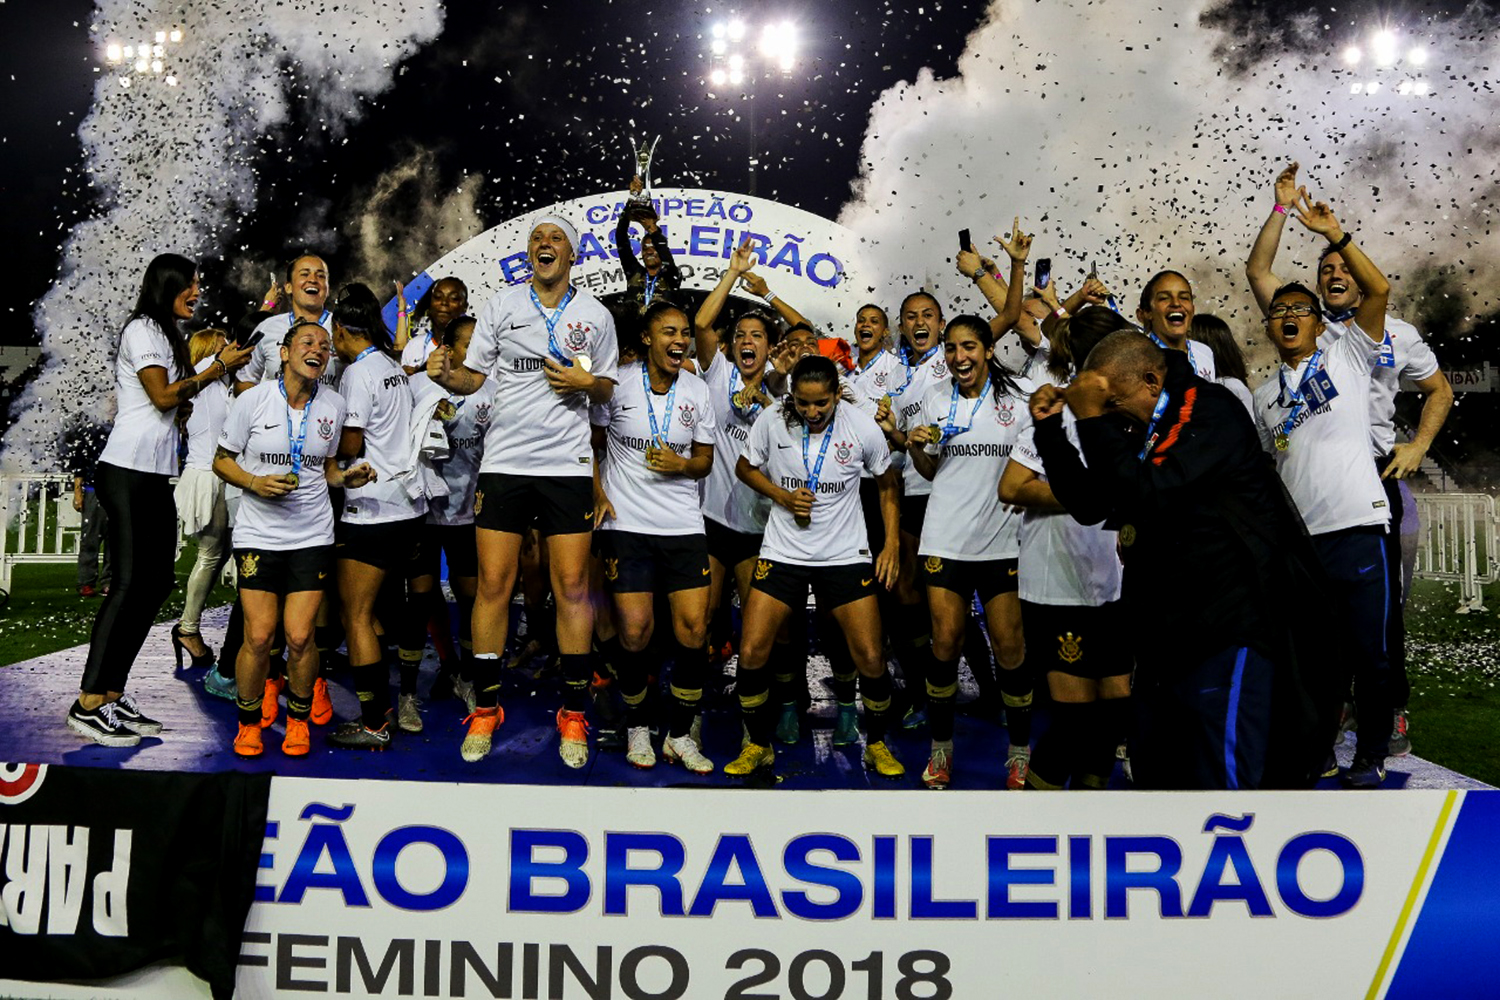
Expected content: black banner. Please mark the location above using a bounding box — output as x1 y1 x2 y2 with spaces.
1 763 271 1000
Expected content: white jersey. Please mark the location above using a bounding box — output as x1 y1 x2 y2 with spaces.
891 346 950 498
100 318 182 476
243 310 342 390
1009 404 1123 606
409 372 495 527
1322 314 1440 456
744 401 892 567
400 319 440 372
218 381 345 551
916 376 1032 561
700 352 773 534
1220 376 1256 418
1168 337 1218 382
183 356 233 471
339 349 427 525
1253 322 1388 536
468 282 620 477
849 348 906 400
593 362 716 536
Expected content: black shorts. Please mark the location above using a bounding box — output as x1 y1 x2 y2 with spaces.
474 473 593 537
418 522 479 580
704 516 764 570
922 555 1019 604
236 546 334 596
751 558 877 612
336 517 424 574
901 493 929 540
1021 599 1131 680
595 530 710 594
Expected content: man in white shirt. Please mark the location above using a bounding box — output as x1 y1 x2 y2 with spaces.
1248 192 1396 788
429 213 618 769
1246 161 1454 756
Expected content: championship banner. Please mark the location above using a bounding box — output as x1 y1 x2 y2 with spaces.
0 763 272 1000
10 776 1496 998
384 188 875 336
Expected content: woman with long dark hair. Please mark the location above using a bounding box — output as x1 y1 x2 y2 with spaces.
903 315 1034 789
731 354 903 779
67 253 253 746
326 283 429 748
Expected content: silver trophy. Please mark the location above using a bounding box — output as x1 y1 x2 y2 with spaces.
627 135 661 217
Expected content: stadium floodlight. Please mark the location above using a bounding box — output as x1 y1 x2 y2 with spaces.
1366 80 1382 94
711 38 727 55
760 21 798 67
166 75 178 86
1343 46 1361 66
727 19 746 41
711 68 727 86
1350 82 1363 94
1414 80 1430 96
169 29 182 43
155 30 166 43
1397 79 1413 95
1372 30 1398 67
106 43 121 61
712 22 725 39
1407 46 1428 66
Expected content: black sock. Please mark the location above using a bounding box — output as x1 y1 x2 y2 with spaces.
353 661 388 728
287 691 312 722
669 639 706 738
616 646 649 726
998 661 1034 749
472 652 501 708
236 695 262 728
1080 697 1129 789
736 665 772 746
927 653 960 743
218 599 244 678
397 649 422 696
559 652 593 713
1029 701 1082 790
826 633 858 705
861 670 894 745
769 641 797 709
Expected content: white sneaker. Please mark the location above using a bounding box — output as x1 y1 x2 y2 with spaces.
626 726 657 769
663 733 714 774
397 694 423 733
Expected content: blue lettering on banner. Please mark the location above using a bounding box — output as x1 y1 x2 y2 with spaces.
1105 836 1185 918
509 829 591 913
1188 814 1273 918
371 826 469 911
687 835 777 918
910 837 976 920
1069 835 1091 919
604 832 687 916
280 803 370 907
782 835 863 920
499 251 530 284
987 837 1058 919
1276 833 1364 918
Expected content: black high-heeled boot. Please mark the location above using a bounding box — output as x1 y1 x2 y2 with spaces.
171 624 215 669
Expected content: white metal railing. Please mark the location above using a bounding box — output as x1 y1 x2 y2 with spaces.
0 473 187 597
1412 492 1497 613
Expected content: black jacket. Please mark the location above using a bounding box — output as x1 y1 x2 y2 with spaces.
615 213 681 316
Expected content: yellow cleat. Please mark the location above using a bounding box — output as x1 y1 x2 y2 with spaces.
864 740 905 778
724 742 775 776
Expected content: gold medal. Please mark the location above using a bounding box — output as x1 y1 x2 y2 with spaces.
1119 524 1136 548
435 399 457 422
925 424 943 442
732 389 746 409
1274 432 1290 452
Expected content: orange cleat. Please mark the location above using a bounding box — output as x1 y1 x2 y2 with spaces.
233 722 263 757
283 717 310 757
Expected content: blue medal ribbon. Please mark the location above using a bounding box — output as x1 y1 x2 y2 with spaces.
802 419 835 493
1324 306 1357 324
277 373 319 484
939 381 988 442
1276 348 1325 444
351 345 378 365
1137 388 1172 461
643 273 660 307
1148 331 1198 375
641 363 678 448
530 285 578 365
857 348 886 376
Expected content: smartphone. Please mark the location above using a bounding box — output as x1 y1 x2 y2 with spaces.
1035 258 1052 290
959 228 972 253
243 331 265 349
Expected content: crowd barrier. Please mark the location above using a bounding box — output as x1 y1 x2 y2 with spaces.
1412 492 1496 613
2 769 1497 999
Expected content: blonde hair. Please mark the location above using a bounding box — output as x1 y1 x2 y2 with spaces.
188 328 226 366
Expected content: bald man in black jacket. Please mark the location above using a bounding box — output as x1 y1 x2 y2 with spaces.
1031 331 1328 789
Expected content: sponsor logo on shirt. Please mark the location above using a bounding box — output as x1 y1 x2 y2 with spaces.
873 370 888 388
942 442 1012 457
998 400 1016 426
382 373 409 390
513 358 546 372
563 322 591 352
779 476 846 495
1058 632 1083 664
475 402 492 426
678 403 696 428
834 440 854 465
619 434 688 454
724 424 750 444
317 416 335 440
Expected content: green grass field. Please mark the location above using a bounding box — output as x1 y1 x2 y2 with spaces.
1 555 1495 784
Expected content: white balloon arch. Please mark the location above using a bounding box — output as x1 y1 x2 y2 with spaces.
384 187 876 334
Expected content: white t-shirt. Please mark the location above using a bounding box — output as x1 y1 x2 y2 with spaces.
743 401 892 567
100 318 182 476
1160 336 1218 382
400 319 440 372
1253 322 1389 536
1322 314 1440 456
183 356 233 471
218 381 345 551
700 352 773 534
1008 405 1123 607
916 376 1032 561
467 282 620 478
849 349 907 400
593 362 717 536
409 373 495 527
1220 376 1256 417
891 346 950 498
243 310 342 390
339 350 427 525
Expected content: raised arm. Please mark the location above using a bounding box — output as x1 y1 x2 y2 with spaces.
1246 161 1300 313
695 238 756 361
615 208 643 276
139 342 252 412
987 217 1032 334
1293 193 1389 340
739 270 811 331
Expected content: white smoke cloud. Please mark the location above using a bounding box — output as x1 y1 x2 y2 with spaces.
346 148 487 289
3 1 443 471
838 0 1500 371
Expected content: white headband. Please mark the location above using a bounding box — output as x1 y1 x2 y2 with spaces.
530 214 580 257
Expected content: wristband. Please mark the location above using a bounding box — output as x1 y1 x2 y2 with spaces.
764 291 778 304
398 308 408 317
261 298 277 309
1329 231 1353 252
1053 307 1069 319
1272 204 1288 216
